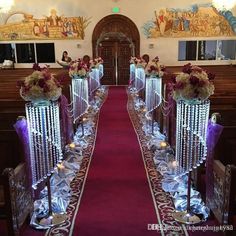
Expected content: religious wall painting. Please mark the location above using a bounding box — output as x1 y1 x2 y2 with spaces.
142 4 236 38
0 9 91 40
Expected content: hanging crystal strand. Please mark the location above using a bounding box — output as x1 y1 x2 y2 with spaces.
200 103 205 165
55 102 63 162
32 106 38 185
175 101 180 174
203 100 210 160
185 104 189 173
176 101 180 174
198 103 202 163
81 79 84 118
35 106 43 184
190 104 194 171
192 103 199 169
39 106 45 179
26 104 35 188
50 103 57 168
45 105 50 176
85 79 89 109
74 79 78 123
33 106 40 186
145 78 151 132
201 103 205 164
42 105 48 179
186 104 191 172
72 78 79 123
176 101 183 175
46 105 53 174
48 104 53 169
183 102 188 174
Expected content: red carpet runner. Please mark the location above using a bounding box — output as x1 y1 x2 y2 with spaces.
71 86 158 235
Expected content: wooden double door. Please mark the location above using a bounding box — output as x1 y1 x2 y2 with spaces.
99 41 132 85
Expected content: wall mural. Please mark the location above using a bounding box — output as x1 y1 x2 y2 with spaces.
142 4 236 38
0 9 91 40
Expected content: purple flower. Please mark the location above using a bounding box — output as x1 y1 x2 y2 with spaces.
189 75 199 86
43 84 50 92
182 63 192 74
199 80 206 87
174 81 185 90
207 72 215 81
170 75 177 83
33 63 41 71
191 66 203 73
38 78 45 88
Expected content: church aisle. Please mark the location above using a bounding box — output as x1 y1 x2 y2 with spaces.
70 86 159 235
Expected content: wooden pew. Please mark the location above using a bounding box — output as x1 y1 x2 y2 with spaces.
0 130 24 174
207 161 236 235
214 126 236 166
0 163 33 236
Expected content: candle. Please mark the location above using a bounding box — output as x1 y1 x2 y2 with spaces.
57 163 66 177
160 141 168 149
69 142 75 149
168 160 177 174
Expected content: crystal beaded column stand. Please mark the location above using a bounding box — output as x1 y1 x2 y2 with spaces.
173 99 210 224
25 101 67 228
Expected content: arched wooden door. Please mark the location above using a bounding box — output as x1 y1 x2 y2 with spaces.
92 14 140 85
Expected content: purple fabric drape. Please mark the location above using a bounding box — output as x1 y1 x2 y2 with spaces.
206 120 223 203
13 118 34 196
59 95 74 146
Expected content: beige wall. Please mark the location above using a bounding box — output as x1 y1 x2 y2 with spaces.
1 0 236 67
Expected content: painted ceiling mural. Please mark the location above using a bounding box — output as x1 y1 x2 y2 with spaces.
0 9 91 40
142 4 236 38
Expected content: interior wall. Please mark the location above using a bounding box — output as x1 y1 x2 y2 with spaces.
1 0 236 67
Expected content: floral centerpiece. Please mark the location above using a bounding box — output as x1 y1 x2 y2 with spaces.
17 64 62 103
145 56 166 77
170 63 215 103
69 58 89 79
89 57 103 69
89 59 98 69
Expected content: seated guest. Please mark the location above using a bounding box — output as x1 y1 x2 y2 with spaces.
142 54 150 67
57 51 72 69
82 55 91 67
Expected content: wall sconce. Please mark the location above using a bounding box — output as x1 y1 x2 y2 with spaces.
77 43 81 48
149 43 154 49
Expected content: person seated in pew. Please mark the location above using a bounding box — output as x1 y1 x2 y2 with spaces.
82 55 91 67
57 51 72 69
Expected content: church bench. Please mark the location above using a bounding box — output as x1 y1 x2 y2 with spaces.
210 108 236 126
0 130 24 174
0 100 25 109
0 162 33 236
0 111 26 130
206 160 236 234
214 126 236 166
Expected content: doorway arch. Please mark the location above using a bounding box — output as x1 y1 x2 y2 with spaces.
92 14 140 85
